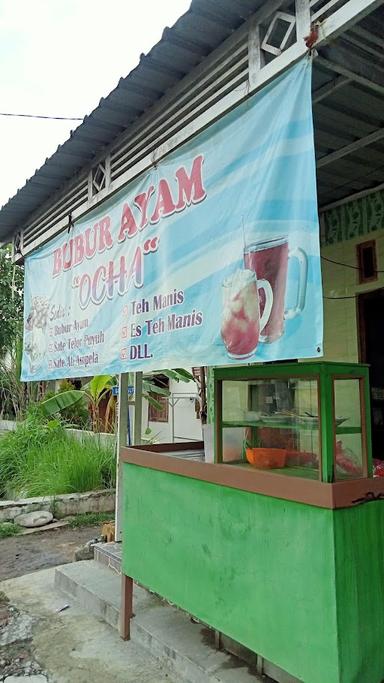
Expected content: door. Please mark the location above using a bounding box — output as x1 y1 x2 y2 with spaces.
358 289 384 459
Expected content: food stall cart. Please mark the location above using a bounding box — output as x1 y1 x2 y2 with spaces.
120 361 384 683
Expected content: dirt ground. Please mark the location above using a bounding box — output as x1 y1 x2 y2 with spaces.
0 526 101 581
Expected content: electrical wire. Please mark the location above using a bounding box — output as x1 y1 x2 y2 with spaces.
321 255 359 270
2 110 380 300
321 255 384 273
321 255 383 299
0 111 83 121
321 247 384 298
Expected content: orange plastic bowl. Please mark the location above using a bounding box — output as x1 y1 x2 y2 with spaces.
245 447 287 469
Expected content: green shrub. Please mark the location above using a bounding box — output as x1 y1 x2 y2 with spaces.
0 522 21 539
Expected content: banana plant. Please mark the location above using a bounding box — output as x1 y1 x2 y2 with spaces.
41 368 195 432
41 375 116 432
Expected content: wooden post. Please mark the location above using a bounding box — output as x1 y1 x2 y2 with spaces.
120 573 133 640
115 373 129 542
133 372 143 445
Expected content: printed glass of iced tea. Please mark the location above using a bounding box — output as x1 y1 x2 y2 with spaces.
221 269 273 359
244 236 307 343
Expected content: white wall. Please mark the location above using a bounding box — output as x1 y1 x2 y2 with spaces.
143 376 202 444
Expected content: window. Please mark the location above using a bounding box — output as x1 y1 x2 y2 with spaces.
357 240 377 284
89 159 110 197
148 375 169 423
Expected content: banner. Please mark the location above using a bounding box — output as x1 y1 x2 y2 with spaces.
21 59 323 381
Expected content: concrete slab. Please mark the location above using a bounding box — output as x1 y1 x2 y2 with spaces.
20 521 69 536
5 677 48 682
55 560 265 683
93 541 121 573
0 567 179 683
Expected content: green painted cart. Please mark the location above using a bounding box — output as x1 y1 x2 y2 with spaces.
120 362 384 683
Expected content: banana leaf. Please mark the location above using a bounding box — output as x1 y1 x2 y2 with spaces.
83 375 114 402
41 390 85 416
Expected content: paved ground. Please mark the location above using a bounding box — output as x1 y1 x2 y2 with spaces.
0 568 178 683
0 527 101 581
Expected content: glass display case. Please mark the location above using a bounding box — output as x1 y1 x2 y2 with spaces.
213 362 371 482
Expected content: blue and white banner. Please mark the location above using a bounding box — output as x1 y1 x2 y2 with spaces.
21 59 322 381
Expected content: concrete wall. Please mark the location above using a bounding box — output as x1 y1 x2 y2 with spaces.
321 228 384 363
66 428 115 448
0 419 17 432
0 489 115 523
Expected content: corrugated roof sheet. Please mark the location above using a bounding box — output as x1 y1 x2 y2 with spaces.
0 0 264 243
1 1 383 242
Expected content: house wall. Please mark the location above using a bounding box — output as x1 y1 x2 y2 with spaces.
143 376 202 444
321 189 384 363
322 236 377 364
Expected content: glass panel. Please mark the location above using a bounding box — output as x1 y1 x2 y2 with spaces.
221 378 320 478
334 379 364 480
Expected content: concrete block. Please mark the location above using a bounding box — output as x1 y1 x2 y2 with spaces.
55 560 120 629
55 561 265 683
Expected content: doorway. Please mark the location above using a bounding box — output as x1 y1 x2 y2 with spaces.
358 289 384 460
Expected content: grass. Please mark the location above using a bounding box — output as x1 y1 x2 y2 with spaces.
10 437 115 498
0 409 65 497
0 522 21 539
67 512 114 528
0 409 116 499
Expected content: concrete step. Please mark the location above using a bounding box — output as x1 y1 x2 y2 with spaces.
93 541 122 573
55 560 266 683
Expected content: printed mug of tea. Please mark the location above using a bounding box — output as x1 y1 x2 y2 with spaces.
221 268 273 359
244 235 308 343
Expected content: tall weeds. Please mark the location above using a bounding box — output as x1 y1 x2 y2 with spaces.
0 410 115 499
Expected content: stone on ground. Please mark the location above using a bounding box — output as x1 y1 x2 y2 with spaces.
14 512 53 528
74 538 98 561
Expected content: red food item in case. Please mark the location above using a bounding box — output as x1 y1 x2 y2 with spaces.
373 459 384 477
335 441 361 476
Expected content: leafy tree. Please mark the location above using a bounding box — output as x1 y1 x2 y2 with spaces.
0 246 23 355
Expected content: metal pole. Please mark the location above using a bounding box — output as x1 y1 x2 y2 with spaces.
115 373 128 541
172 397 175 443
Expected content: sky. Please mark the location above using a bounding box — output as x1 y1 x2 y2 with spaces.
0 0 191 208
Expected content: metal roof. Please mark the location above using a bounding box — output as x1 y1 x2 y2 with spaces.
313 5 384 210
0 0 383 243
0 0 264 243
